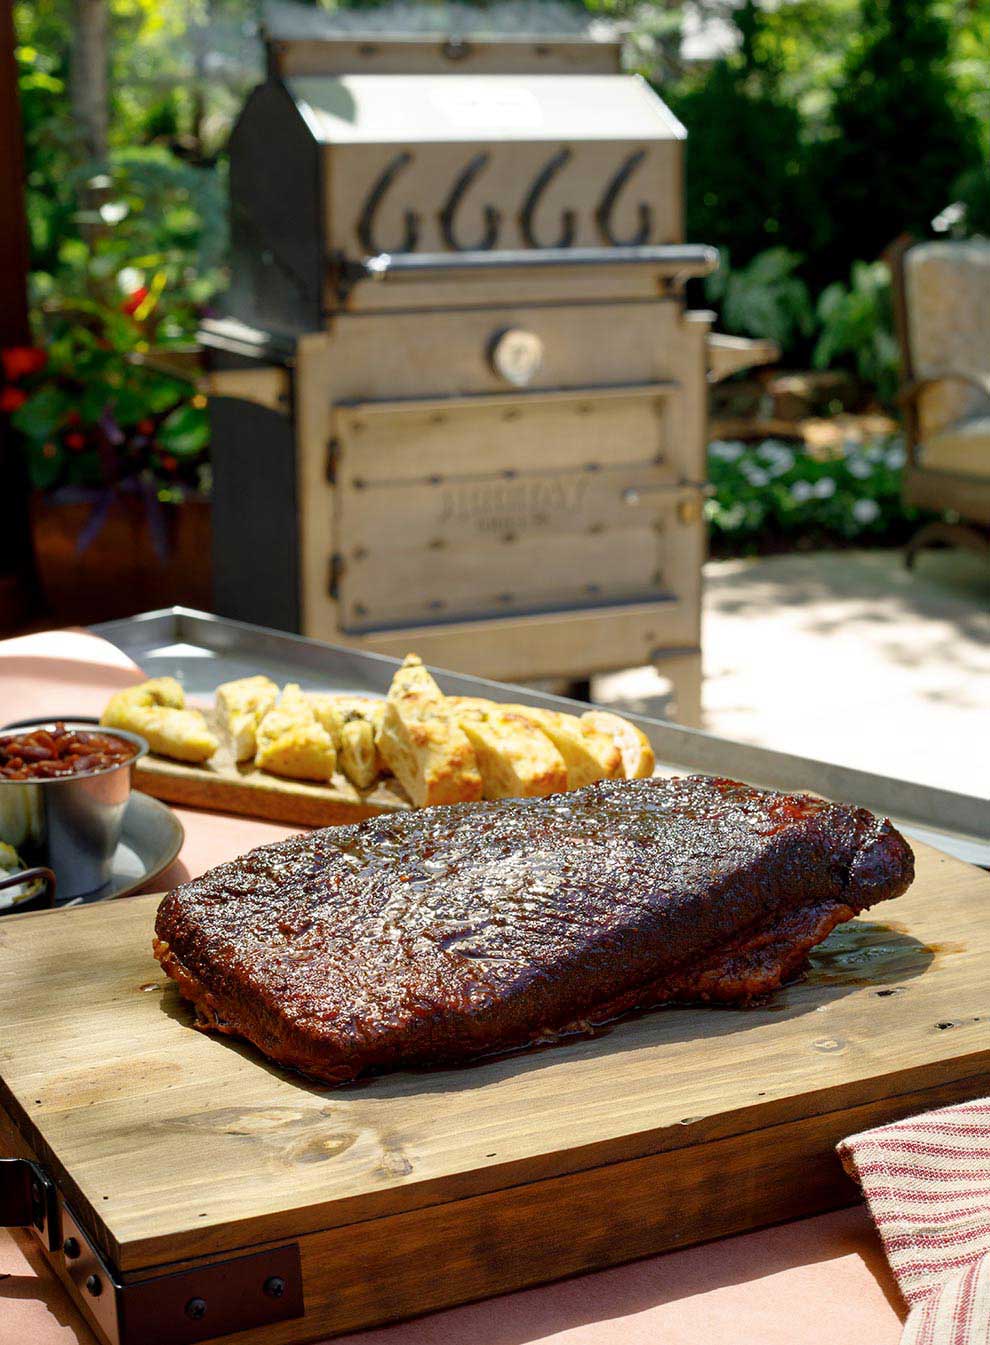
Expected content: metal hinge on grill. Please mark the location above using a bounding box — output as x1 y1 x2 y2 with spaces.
328 552 346 599
326 436 340 483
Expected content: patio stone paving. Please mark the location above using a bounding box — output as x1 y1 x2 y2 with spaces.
596 548 990 801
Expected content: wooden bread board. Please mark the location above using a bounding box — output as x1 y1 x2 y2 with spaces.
2 840 990 1345
134 752 411 827
133 705 411 827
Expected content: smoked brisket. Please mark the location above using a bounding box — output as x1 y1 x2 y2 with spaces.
154 776 914 1082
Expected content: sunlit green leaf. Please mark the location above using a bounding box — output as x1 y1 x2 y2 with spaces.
158 402 209 456
11 386 69 441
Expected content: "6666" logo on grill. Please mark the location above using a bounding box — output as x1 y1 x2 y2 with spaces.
356 147 654 256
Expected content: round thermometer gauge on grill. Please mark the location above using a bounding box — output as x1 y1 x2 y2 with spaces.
490 329 544 386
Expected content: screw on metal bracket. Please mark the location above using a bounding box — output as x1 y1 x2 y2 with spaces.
62 1237 80 1259
72 1240 303 1341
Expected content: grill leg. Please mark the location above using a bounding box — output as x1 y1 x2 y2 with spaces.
564 678 592 705
651 649 703 728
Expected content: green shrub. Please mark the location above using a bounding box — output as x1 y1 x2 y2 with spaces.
16 42 79 276
669 2 808 265
706 248 815 352
809 0 981 282
812 261 899 404
8 38 227 503
706 434 925 555
949 164 990 238
4 306 208 499
6 137 221 499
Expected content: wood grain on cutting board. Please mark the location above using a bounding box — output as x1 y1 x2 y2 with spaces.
0 840 987 1299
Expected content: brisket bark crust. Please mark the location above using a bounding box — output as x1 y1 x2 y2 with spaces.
154 776 914 1083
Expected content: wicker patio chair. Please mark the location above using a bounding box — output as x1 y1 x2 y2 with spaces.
890 237 990 566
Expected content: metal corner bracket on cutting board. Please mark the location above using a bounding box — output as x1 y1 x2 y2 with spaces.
0 1159 304 1345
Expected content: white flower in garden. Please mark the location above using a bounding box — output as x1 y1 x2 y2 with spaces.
814 477 836 499
847 456 872 479
841 437 858 457
768 448 795 475
791 480 814 503
745 467 770 488
885 444 907 469
852 499 880 524
118 267 144 294
100 200 129 225
865 442 885 463
757 439 790 462
710 440 745 462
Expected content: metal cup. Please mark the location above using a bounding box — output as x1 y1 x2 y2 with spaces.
0 723 148 900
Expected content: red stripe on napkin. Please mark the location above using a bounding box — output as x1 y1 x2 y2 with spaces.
839 1099 990 1344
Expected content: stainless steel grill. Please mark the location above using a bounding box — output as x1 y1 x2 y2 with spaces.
202 6 775 717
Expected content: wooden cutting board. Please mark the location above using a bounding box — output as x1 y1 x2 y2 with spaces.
134 752 410 827
2 841 990 1345
133 705 410 827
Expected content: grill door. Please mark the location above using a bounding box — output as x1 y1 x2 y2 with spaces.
331 385 702 633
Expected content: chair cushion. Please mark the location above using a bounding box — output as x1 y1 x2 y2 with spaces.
905 242 990 438
920 416 990 478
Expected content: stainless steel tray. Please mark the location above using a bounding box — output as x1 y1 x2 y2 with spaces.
92 607 989 865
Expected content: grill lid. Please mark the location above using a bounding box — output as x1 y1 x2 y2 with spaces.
227 14 696 329
288 73 685 145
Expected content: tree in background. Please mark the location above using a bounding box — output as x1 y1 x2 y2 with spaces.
71 0 108 161
668 1 808 269
810 0 981 283
9 0 990 391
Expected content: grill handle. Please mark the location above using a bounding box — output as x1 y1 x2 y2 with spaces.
339 244 718 290
0 1158 60 1251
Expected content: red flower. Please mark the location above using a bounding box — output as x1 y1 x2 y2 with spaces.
2 347 46 381
137 418 155 435
121 287 149 316
161 454 177 472
64 431 86 452
0 386 28 413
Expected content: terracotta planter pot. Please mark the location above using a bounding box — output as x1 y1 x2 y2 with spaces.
30 492 213 625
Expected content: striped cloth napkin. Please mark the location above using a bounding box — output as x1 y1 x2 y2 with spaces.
839 1099 990 1344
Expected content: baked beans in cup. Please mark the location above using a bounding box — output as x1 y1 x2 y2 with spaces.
0 721 147 900
0 723 139 781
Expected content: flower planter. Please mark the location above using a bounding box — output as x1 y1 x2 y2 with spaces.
30 491 213 625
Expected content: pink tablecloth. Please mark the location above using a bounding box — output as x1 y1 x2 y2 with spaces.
0 629 905 1345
